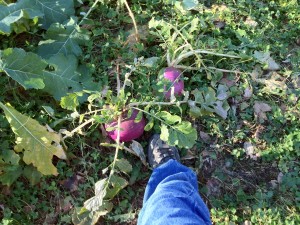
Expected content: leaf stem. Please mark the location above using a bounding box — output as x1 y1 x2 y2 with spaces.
62 118 95 140
128 100 188 107
174 65 244 74
171 49 240 66
123 0 139 42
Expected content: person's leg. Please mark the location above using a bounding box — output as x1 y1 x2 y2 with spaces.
137 135 211 225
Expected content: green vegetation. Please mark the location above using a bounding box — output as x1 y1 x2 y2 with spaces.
0 0 299 224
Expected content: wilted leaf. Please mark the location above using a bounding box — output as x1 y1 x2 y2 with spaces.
244 17 258 27
130 140 147 165
244 87 252 98
243 142 259 160
115 159 132 174
105 175 128 199
214 101 229 119
72 202 113 225
256 72 287 95
60 174 83 192
254 51 280 71
83 178 108 212
0 102 66 175
254 101 272 122
37 18 89 59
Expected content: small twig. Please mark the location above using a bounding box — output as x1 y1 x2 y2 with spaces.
123 0 139 42
171 49 241 66
116 64 121 95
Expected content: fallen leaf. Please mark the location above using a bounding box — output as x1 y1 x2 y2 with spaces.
213 20 226 29
254 51 280 71
254 101 272 122
220 74 236 87
60 174 83 192
244 17 258 27
277 172 284 184
130 140 147 166
243 220 252 225
244 87 252 98
253 125 265 140
256 72 287 94
244 142 255 159
200 131 211 143
206 178 222 197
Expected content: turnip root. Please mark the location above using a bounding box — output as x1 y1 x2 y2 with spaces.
105 110 146 142
163 67 184 98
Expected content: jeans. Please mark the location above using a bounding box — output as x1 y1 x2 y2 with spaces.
137 159 211 225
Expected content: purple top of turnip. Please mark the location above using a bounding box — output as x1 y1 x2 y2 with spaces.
163 67 184 98
105 110 146 142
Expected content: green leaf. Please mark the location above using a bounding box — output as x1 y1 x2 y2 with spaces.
182 0 199 11
0 102 67 175
115 159 132 174
0 48 96 100
142 57 160 67
37 18 89 59
106 175 128 199
144 117 154 131
189 105 202 118
160 121 197 149
60 92 84 111
24 78 45 89
0 48 47 88
72 202 113 225
0 150 22 186
0 0 43 35
36 0 75 29
23 165 42 185
156 111 182 124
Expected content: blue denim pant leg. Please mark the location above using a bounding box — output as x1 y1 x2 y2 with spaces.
137 159 211 225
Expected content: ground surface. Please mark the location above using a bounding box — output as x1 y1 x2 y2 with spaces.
0 0 299 224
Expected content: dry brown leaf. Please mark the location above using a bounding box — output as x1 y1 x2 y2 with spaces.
254 101 272 122
244 87 252 98
200 131 212 143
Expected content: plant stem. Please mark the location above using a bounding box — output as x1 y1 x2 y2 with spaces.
171 49 241 66
128 100 188 107
123 0 139 42
174 65 244 74
62 118 95 140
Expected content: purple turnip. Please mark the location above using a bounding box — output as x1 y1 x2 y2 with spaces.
163 67 184 98
105 110 146 142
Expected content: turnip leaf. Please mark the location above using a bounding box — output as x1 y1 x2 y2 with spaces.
0 48 97 100
37 18 89 59
36 0 74 29
0 102 66 175
0 0 43 35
